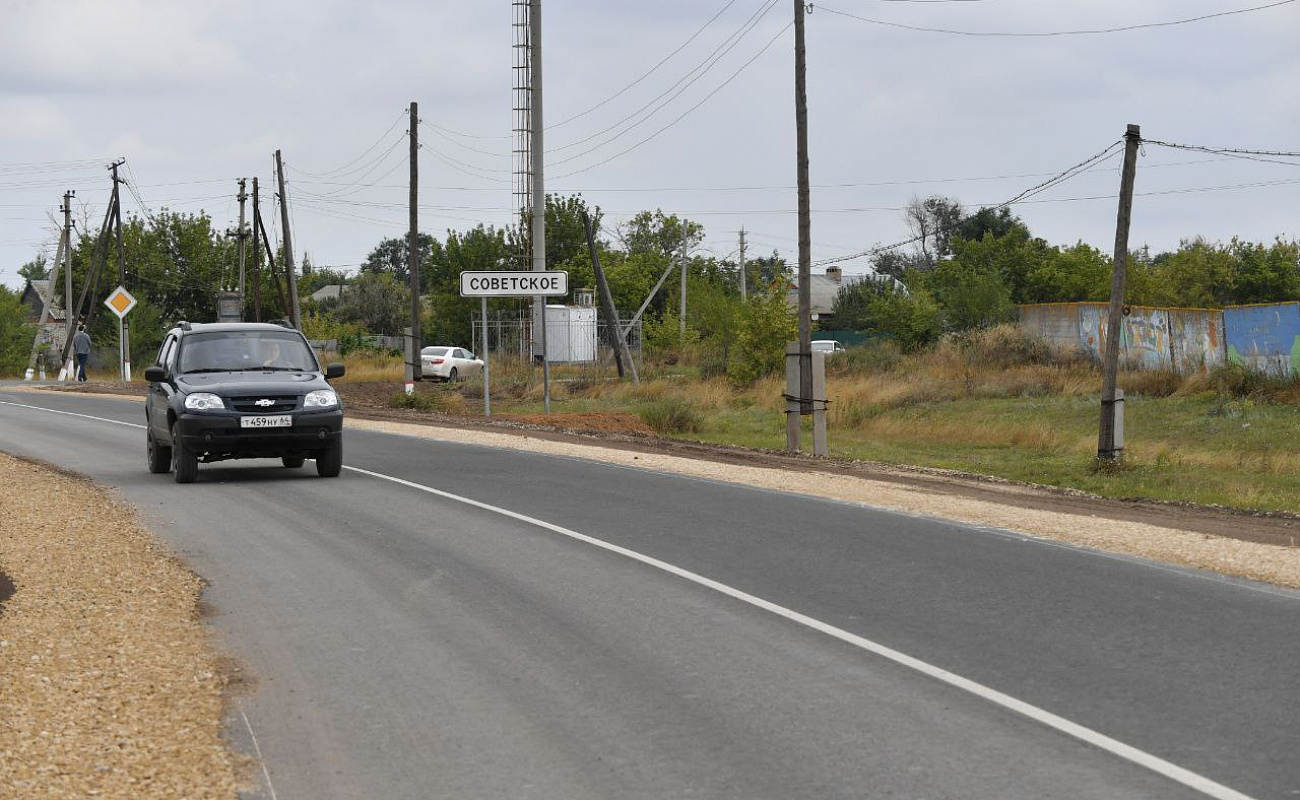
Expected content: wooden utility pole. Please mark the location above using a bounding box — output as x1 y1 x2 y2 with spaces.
409 101 422 380
251 178 262 321
274 149 301 329
236 178 248 297
111 159 131 381
679 232 687 344
738 226 748 300
793 0 813 422
1098 124 1142 462
61 190 74 377
583 209 638 383
529 0 546 363
61 199 114 367
257 211 288 316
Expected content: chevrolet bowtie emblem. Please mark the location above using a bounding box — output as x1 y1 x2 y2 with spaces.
255 398 275 407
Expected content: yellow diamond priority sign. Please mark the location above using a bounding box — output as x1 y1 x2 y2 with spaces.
104 286 137 319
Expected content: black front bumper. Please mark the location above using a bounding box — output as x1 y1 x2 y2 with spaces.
177 409 343 461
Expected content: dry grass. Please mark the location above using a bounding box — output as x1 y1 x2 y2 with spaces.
335 351 403 383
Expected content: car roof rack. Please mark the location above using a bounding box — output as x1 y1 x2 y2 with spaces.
178 320 191 331
269 318 294 329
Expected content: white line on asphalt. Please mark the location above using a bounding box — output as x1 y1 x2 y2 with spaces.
0 398 145 428
343 463 1258 800
0 396 1263 800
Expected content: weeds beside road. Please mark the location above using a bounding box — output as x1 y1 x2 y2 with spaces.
362 326 1300 514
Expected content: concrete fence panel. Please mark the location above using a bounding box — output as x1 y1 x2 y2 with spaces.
1016 304 1081 352
1167 309 1226 374
1223 302 1300 375
1078 304 1173 370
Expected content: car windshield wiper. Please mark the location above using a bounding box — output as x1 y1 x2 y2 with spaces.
183 368 240 374
258 366 306 372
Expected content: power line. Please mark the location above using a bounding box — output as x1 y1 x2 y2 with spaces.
290 110 408 178
811 140 1125 266
552 21 792 179
549 0 781 159
548 0 742 131
817 0 1297 36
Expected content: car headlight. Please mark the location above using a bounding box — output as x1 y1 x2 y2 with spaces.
304 389 339 409
184 392 224 411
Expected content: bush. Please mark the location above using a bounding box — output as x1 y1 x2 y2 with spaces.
638 397 704 434
730 291 797 386
389 388 465 415
862 287 944 353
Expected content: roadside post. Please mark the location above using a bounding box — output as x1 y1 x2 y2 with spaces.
459 270 569 416
785 341 828 456
103 286 137 381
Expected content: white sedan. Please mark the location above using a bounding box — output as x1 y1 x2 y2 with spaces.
421 346 483 381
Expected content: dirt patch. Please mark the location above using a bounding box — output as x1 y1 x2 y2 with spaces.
496 411 655 434
0 453 241 799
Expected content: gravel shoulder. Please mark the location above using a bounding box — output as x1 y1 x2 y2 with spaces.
0 453 241 799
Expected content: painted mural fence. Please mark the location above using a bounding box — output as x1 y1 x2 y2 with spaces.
1015 302 1265 374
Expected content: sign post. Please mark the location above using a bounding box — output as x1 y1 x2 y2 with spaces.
459 270 569 416
103 285 137 382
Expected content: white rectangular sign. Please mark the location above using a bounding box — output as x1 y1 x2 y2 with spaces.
459 271 568 297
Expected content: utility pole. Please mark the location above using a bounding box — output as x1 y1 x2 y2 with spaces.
251 178 262 322
409 101 422 380
274 149 301 329
61 190 74 378
583 208 638 383
25 195 69 379
529 0 547 364
679 232 687 344
1098 124 1142 462
111 159 131 381
793 0 813 425
236 178 248 297
738 226 748 301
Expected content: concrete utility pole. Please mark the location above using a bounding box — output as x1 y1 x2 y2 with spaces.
236 178 248 297
409 101 422 380
529 0 547 362
1098 124 1142 462
738 226 748 301
274 149 301 329
793 0 813 420
111 159 131 381
251 177 262 322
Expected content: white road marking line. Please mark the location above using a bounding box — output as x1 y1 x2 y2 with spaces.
239 702 280 800
0 398 146 428
0 396 1263 800
343 464 1258 800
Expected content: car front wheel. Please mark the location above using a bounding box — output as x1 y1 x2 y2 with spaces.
316 438 342 478
172 423 198 483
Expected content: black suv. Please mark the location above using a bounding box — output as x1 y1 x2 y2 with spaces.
143 322 346 483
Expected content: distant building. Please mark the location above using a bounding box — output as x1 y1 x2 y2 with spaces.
19 279 70 355
786 266 902 324
310 284 346 304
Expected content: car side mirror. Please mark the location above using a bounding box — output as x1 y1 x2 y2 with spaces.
144 366 168 383
325 363 346 380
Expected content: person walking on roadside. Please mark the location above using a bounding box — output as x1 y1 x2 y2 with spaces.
72 323 92 382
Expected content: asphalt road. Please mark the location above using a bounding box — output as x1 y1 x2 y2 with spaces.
1 388 1297 800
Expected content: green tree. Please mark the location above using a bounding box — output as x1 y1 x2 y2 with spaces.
1227 237 1300 304
0 286 34 376
617 210 704 258
337 272 410 335
858 285 944 352
18 255 48 283
361 233 436 287
730 289 797 385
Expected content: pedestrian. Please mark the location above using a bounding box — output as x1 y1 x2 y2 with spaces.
72 323 91 382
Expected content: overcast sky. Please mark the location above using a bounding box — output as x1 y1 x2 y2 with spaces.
2 0 1298 290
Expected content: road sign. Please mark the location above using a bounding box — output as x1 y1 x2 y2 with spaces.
104 286 137 318
459 271 568 297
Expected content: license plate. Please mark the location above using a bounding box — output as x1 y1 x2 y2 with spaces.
240 414 292 429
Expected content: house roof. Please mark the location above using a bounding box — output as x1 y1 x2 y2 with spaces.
310 284 346 302
21 279 66 321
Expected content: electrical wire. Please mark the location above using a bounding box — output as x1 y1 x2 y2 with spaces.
550 21 793 179
289 110 408 179
817 0 1296 36
550 0 781 158
811 140 1124 266
548 0 742 131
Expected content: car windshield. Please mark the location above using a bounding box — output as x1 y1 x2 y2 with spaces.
178 330 320 374
421 347 450 356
